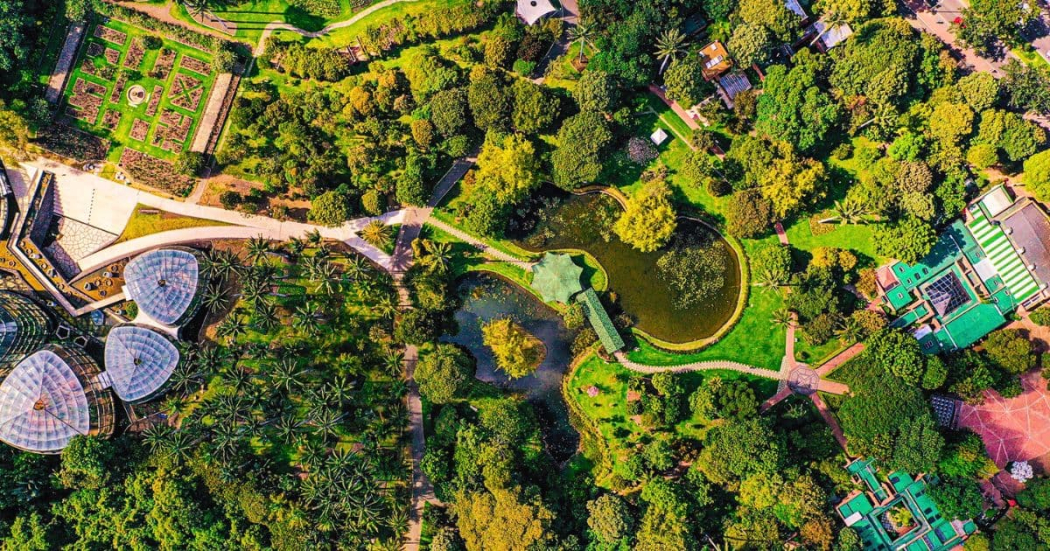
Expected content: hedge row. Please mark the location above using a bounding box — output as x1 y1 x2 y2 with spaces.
94 1 237 54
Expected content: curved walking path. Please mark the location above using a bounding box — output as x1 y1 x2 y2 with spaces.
426 218 533 269
614 352 782 379
254 0 420 55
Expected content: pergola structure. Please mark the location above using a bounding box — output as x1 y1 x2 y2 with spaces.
530 252 584 304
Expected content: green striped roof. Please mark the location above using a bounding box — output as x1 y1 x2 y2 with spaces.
967 206 1041 303
576 288 624 354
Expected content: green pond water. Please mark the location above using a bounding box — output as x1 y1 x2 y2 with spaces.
508 191 742 343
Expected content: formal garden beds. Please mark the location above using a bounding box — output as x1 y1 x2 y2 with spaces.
118 148 195 196
51 15 224 193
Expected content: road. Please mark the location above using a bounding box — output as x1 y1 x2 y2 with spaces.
900 0 1011 77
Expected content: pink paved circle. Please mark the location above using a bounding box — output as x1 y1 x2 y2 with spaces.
958 371 1050 468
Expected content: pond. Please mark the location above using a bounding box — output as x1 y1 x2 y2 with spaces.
508 189 741 344
443 273 580 462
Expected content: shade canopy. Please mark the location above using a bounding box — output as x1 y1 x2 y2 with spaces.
0 347 94 453
531 252 584 303
124 248 205 327
516 0 557 25
104 324 179 404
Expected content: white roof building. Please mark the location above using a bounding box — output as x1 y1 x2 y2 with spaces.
651 128 669 145
516 0 557 26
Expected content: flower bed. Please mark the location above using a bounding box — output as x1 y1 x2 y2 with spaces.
154 108 193 149
109 75 127 103
151 48 176 80
102 110 122 131
179 55 211 75
119 148 195 196
87 42 104 58
104 47 121 65
124 38 145 69
146 85 163 116
130 119 150 141
171 73 205 112
38 124 111 160
93 24 127 46
68 79 105 123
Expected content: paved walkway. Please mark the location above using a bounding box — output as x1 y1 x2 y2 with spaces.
648 84 700 130
190 72 234 153
614 352 783 379
45 22 85 103
254 0 420 55
815 342 865 377
901 0 1014 78
425 218 533 268
811 393 850 451
774 221 789 246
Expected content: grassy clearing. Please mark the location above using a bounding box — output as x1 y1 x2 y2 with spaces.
166 0 379 46
64 16 217 163
567 352 777 483
310 0 468 49
114 204 228 243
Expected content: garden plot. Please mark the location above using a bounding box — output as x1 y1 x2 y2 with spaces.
55 16 219 194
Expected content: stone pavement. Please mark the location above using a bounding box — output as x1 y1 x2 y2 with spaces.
45 22 85 103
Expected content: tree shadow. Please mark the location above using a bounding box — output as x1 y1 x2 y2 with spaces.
283 6 327 33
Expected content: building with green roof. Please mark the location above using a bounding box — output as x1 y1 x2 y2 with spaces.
876 186 1050 353
530 253 584 304
577 288 624 354
836 458 977 551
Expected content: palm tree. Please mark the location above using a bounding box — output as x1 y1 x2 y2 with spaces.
771 308 794 329
252 301 279 332
360 220 391 249
216 314 246 342
202 284 229 313
273 359 302 394
166 430 195 462
384 351 404 378
286 237 306 259
306 229 323 247
245 235 271 265
421 240 452 274
819 198 868 226
655 28 688 74
343 255 368 282
836 316 864 344
142 424 173 452
273 414 301 444
183 0 208 22
292 305 315 331
311 408 343 441
569 23 593 64
326 376 355 406
315 262 341 296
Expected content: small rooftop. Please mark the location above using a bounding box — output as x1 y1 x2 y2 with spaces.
699 41 733 80
530 252 584 304
516 0 557 26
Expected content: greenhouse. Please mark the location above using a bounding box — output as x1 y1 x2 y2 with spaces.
103 324 180 404
0 345 115 454
123 247 208 328
0 291 53 367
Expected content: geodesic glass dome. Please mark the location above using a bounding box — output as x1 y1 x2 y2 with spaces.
104 325 179 404
124 247 207 327
0 345 114 453
0 291 52 366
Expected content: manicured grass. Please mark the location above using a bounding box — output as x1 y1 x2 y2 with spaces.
63 17 217 163
310 0 470 49
114 204 227 243
168 0 376 46
567 352 777 483
784 219 880 264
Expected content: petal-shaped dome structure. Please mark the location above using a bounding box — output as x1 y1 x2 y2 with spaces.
104 325 179 404
124 247 207 327
0 345 114 453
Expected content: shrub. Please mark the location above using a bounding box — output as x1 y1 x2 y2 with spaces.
512 59 536 76
219 191 242 210
174 151 205 176
309 190 353 226
142 35 162 50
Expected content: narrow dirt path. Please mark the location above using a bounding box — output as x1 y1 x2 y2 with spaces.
255 0 420 54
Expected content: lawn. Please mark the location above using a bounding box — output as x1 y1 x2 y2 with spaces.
113 204 227 244
167 0 381 46
567 352 777 485
310 0 471 49
62 16 218 166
